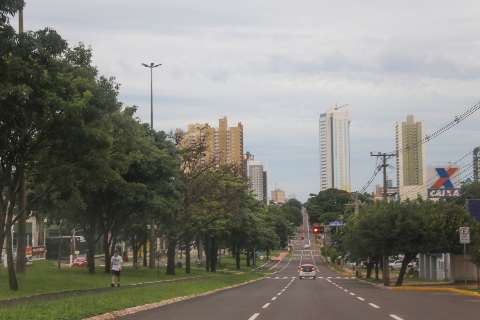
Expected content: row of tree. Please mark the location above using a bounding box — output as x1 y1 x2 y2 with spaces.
306 184 480 286
0 2 301 291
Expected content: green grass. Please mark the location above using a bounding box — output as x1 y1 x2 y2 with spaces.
0 271 262 320
0 260 202 300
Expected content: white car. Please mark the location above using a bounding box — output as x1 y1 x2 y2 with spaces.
298 264 316 279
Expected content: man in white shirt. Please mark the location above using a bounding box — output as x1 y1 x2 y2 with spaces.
111 251 123 287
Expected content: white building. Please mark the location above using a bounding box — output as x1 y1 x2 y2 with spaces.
395 115 427 200
247 160 265 202
319 106 351 192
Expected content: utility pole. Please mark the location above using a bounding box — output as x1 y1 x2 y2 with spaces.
370 151 396 286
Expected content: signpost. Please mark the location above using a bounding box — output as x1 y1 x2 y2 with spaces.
459 226 470 286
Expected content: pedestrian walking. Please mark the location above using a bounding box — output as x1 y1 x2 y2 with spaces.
111 251 123 287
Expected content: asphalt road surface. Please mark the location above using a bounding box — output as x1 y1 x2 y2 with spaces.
123 211 480 320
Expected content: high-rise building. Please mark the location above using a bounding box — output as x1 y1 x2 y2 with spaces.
319 106 351 192
247 159 265 202
395 115 427 200
262 171 268 204
474 147 480 183
271 188 286 204
182 117 244 175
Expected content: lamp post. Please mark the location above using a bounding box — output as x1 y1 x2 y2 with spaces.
141 62 161 130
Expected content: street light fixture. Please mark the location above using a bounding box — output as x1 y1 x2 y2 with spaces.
141 62 162 130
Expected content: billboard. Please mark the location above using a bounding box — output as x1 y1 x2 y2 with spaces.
427 166 461 198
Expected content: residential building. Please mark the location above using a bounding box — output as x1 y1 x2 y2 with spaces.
373 180 397 201
182 117 244 175
247 159 265 202
262 171 268 204
271 188 286 204
319 106 351 192
474 146 480 183
395 115 427 200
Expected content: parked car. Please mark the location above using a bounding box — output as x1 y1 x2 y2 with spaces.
72 256 87 267
389 260 403 270
298 264 316 279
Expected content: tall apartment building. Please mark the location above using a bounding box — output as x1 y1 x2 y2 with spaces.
474 147 480 183
395 115 427 200
247 159 265 202
182 117 244 174
319 106 351 192
271 188 286 204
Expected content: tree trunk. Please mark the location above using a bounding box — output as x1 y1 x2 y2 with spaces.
235 244 241 270
252 247 256 266
197 237 203 262
166 237 176 275
6 223 18 290
382 255 390 286
103 232 111 273
143 238 147 267
210 236 217 272
396 253 415 287
375 259 379 280
86 228 96 274
149 231 155 269
132 238 138 269
15 174 27 274
185 243 191 274
246 248 251 267
204 237 211 272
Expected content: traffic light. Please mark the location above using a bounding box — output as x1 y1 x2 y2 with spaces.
313 226 320 234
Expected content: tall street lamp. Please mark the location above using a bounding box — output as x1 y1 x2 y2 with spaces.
141 62 162 130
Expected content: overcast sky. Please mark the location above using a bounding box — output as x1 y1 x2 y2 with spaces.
23 0 480 201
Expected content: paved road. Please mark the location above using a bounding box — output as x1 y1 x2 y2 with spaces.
123 211 480 320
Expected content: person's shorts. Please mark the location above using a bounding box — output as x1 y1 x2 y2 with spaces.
111 270 121 277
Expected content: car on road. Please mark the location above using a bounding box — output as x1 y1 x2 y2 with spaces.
298 264 316 279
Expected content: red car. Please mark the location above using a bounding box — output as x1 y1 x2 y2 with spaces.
72 256 87 267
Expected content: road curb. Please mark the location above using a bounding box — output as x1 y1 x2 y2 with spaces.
83 276 265 320
391 286 480 297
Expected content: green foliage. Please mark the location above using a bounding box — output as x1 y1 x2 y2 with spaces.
305 188 352 224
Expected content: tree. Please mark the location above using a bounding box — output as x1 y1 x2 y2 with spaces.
305 189 352 224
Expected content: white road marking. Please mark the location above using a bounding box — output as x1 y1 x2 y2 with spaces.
262 303 271 309
344 289 349 292
336 276 341 279
357 297 365 301
389 315 404 320
338 287 343 289
271 297 277 301
368 303 380 309
248 313 260 320
277 292 282 296
349 292 355 296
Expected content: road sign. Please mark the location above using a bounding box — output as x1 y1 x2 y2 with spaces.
459 227 470 244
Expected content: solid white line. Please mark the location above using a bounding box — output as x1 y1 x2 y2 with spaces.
271 296 277 301
357 297 365 301
248 313 260 320
368 303 380 309
389 315 404 320
262 303 271 309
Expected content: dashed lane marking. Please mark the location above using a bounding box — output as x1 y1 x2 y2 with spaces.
248 313 260 320
357 297 365 301
368 303 380 309
349 292 355 296
271 297 277 301
262 303 271 309
389 315 404 320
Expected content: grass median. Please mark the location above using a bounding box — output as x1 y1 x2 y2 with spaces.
0 261 201 300
0 271 263 320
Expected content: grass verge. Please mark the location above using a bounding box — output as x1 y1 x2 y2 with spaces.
0 261 201 300
0 272 262 320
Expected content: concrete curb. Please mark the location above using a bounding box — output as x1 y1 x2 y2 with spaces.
391 286 480 298
83 276 265 320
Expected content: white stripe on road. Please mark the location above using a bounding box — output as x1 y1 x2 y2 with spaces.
357 297 365 301
248 313 260 320
389 315 404 320
262 303 271 309
349 292 355 296
368 303 380 309
271 296 277 301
